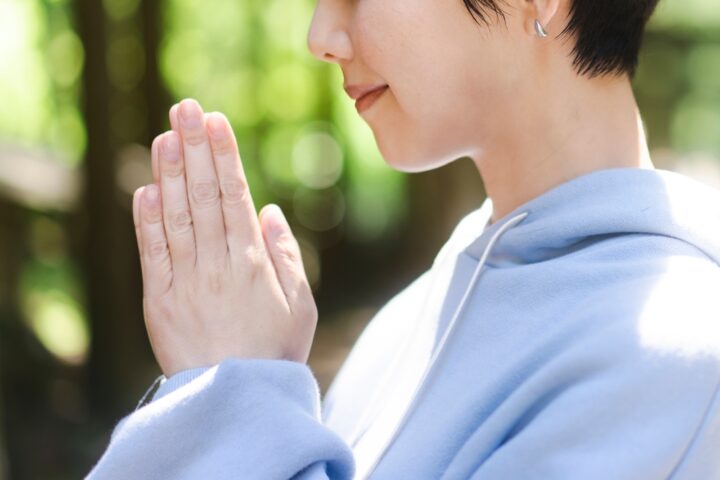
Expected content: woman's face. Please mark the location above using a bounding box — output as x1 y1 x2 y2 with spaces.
307 0 540 172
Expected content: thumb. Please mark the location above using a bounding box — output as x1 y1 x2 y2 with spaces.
259 204 312 309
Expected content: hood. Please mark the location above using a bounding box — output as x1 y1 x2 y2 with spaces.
463 167 720 268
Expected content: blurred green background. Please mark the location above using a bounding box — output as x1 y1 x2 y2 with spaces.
0 0 718 478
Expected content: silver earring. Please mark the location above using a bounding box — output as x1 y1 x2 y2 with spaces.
534 19 548 38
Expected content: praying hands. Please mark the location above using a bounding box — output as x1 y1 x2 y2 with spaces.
132 99 318 377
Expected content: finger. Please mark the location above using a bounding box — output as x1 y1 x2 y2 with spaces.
259 204 313 314
133 186 145 274
169 103 179 132
158 131 196 276
151 102 180 185
140 184 173 298
151 132 163 187
177 98 228 265
206 112 264 261
158 104 212 185
170 103 208 133
170 103 211 136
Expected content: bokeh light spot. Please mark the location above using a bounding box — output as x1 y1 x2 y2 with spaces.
107 32 146 91
293 186 345 232
260 63 318 122
46 30 85 88
261 124 302 197
292 129 344 189
686 44 720 95
102 0 141 22
671 96 720 153
29 291 89 365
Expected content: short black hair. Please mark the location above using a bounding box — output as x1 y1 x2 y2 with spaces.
462 0 661 78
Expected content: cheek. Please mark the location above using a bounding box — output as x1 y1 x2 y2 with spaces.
355 2 464 116
373 5 508 97
353 0 418 72
352 2 524 169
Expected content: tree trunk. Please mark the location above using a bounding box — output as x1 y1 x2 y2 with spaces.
74 0 148 416
0 198 22 479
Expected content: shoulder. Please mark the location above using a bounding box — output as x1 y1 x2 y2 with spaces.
549 243 720 419
631 254 720 357
564 237 720 361
578 233 720 323
527 234 720 405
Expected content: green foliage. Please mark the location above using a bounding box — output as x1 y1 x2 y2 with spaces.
651 0 720 31
0 0 85 166
19 214 89 365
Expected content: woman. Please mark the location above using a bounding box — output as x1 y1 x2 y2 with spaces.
88 0 720 478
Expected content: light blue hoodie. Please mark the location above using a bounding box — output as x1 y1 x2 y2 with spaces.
87 167 720 479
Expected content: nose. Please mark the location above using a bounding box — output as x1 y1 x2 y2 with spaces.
307 0 353 64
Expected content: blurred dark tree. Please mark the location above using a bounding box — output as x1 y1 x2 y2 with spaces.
75 0 157 416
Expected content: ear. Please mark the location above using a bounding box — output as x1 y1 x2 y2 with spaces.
521 0 561 37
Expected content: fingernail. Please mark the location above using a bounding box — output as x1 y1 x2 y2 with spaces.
162 134 180 161
146 184 159 203
179 100 203 129
207 115 225 140
170 103 179 125
267 205 287 236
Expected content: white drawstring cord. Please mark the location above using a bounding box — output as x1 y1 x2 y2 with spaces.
360 211 529 479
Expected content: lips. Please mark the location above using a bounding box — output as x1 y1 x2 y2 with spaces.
355 85 388 113
344 84 389 101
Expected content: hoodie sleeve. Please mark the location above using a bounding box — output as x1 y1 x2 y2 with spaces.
85 358 355 480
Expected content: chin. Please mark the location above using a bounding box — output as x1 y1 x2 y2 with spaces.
377 136 466 173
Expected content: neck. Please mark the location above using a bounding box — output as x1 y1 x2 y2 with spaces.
471 73 654 225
